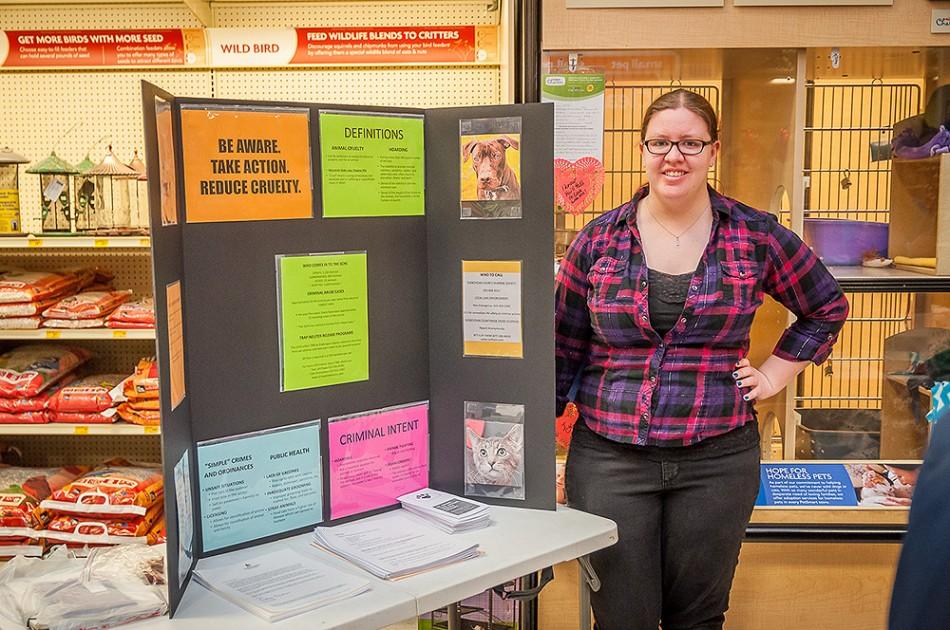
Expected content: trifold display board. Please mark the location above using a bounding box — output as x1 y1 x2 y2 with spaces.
140 82 555 615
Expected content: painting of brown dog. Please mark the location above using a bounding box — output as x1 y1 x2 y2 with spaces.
461 135 522 201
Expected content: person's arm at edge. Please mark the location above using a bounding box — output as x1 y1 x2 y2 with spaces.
734 216 849 401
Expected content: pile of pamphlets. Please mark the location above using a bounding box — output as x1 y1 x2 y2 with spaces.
312 509 480 579
192 547 370 622
397 487 491 533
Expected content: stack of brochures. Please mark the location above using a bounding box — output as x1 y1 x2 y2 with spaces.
397 487 491 533
192 547 371 622
312 509 480 579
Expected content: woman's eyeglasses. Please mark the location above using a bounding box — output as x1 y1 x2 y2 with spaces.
643 138 713 156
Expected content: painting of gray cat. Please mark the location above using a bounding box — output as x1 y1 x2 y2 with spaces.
464 420 525 500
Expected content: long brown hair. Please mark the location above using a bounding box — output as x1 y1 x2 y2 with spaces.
641 89 718 142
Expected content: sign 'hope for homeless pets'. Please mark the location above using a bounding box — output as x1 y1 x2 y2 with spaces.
180 106 313 222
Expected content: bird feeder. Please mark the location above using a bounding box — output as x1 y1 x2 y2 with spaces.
86 146 137 231
25 151 78 233
72 154 98 231
126 150 148 229
0 147 29 233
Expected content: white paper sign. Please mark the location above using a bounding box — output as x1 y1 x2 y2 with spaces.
461 260 523 358
541 74 605 162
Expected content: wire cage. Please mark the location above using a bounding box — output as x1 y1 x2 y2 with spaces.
803 81 921 223
553 83 721 259
420 584 522 630
797 80 921 412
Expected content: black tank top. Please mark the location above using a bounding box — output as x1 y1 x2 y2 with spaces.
647 268 692 336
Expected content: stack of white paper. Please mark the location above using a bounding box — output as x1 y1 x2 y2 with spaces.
192 547 370 622
312 509 480 579
397 487 491 534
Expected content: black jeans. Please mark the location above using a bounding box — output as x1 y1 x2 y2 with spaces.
566 419 760 630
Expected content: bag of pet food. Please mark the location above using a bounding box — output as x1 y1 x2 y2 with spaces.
146 516 166 545
0 270 79 304
42 317 108 329
0 375 76 413
127 398 159 411
0 297 61 317
49 409 118 424
0 345 91 398
0 465 88 533
55 264 106 290
116 403 160 426
40 464 163 517
0 316 41 330
106 296 155 326
46 374 126 413
126 358 159 396
42 290 132 320
0 410 48 424
45 503 162 544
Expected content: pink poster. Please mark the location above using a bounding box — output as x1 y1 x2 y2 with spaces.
328 401 429 520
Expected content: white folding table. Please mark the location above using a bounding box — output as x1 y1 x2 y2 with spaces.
129 504 617 630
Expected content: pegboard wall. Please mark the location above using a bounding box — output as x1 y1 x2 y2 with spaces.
6 435 162 468
213 67 499 107
0 338 156 386
0 249 154 295
0 1 505 470
0 69 214 233
1 1 504 231
212 1 498 27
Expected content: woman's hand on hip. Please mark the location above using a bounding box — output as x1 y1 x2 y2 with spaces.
732 358 779 402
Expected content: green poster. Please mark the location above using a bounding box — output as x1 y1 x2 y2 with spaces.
277 252 369 391
319 111 425 218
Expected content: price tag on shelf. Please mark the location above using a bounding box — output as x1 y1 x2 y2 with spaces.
112 330 128 339
73 426 89 435
44 330 61 339
139 238 151 247
27 238 43 247
94 239 109 248
144 426 160 434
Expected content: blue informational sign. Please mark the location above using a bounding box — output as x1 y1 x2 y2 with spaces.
197 420 323 552
756 463 858 507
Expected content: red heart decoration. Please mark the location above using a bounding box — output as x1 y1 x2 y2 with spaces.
554 157 605 215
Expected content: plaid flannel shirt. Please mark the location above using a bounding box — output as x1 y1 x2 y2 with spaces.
555 186 849 446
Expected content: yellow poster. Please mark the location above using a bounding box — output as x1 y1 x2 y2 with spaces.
166 280 186 410
461 260 523 358
180 107 313 223
0 190 21 232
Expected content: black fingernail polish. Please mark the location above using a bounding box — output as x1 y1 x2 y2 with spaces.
732 371 739 378
743 394 750 401
736 380 742 387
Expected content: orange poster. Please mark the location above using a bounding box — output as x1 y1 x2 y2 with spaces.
180 107 313 223
166 280 186 410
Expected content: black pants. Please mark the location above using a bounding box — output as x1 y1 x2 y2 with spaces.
566 419 760 630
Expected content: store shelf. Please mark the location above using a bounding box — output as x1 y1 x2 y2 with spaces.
0 235 150 249
827 265 950 292
0 423 160 436
0 329 155 340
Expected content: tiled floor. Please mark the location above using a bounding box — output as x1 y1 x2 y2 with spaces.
381 621 417 630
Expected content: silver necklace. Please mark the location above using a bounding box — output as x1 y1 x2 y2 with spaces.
644 199 710 247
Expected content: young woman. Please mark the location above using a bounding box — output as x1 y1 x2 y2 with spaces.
555 90 849 630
